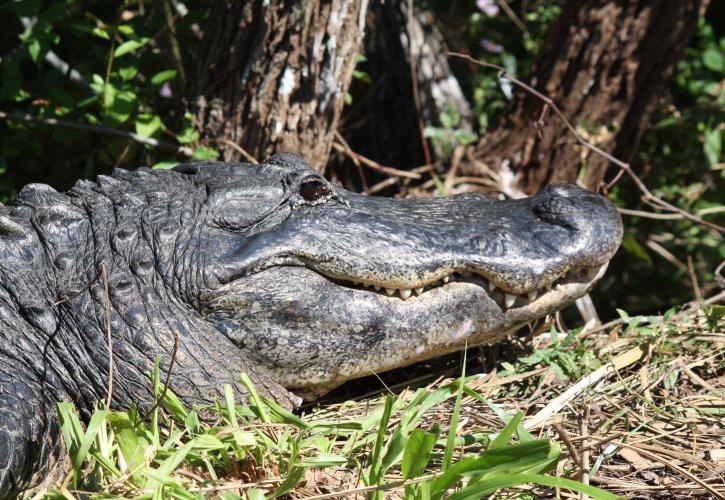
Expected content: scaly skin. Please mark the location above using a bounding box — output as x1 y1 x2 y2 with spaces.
0 153 622 496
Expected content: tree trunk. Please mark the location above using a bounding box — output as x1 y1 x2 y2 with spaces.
188 0 368 171
341 0 472 170
470 0 709 196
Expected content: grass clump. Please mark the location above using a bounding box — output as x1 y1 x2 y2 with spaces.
43 357 619 499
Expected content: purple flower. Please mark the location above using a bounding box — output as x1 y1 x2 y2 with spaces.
476 0 499 16
480 38 504 53
159 82 173 98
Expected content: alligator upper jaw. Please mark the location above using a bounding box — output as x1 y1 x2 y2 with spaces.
320 262 609 309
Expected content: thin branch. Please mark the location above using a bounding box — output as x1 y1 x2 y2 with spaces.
0 111 194 157
715 260 725 289
447 52 725 234
162 0 187 87
331 142 422 179
553 422 582 474
100 264 114 408
495 0 529 35
214 139 258 163
333 130 368 191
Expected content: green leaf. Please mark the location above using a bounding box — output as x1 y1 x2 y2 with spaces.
352 69 371 83
152 160 179 170
27 39 42 62
135 113 163 138
114 38 149 58
702 48 724 73
300 453 348 467
192 146 220 160
176 126 199 144
379 427 408 474
151 69 177 86
443 361 466 471
105 92 136 126
92 26 111 39
703 127 721 166
453 130 477 145
402 427 438 479
190 434 226 451
118 65 138 81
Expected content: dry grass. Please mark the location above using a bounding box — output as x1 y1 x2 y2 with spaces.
295 299 725 499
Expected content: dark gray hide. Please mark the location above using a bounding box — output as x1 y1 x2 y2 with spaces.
0 153 622 496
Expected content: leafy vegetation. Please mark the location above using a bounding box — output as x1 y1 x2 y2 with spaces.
48 360 622 499
42 302 722 498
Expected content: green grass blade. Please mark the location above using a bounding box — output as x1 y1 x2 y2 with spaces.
447 472 620 500
431 439 558 494
73 409 111 475
402 426 439 479
151 356 162 448
106 411 150 483
239 373 271 423
259 394 310 428
442 345 467 470
488 411 523 449
463 386 536 442
368 395 395 496
269 465 305 498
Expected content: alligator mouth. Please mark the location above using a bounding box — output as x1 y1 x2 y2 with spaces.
323 263 607 311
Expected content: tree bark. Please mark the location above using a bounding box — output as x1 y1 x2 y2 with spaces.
189 0 368 171
470 0 709 196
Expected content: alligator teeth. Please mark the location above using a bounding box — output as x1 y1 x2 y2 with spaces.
442 276 450 284
385 288 395 296
399 288 412 300
488 280 496 292
504 293 517 308
586 266 599 279
374 285 381 291
527 290 538 301
414 287 424 295
544 282 552 291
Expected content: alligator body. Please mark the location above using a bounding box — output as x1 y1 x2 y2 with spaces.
0 153 622 496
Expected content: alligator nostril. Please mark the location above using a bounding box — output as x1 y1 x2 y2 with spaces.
533 195 577 217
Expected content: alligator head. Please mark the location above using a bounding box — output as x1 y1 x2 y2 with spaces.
193 154 623 396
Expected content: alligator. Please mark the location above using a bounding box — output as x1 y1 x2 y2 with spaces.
0 153 622 496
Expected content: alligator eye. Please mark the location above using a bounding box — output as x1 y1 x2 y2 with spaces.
299 179 332 202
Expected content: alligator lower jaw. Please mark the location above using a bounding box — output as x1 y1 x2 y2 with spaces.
327 263 609 312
